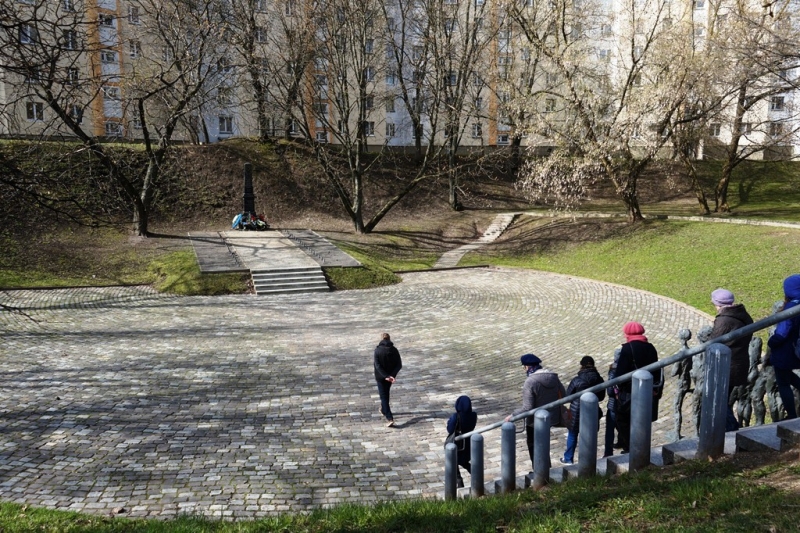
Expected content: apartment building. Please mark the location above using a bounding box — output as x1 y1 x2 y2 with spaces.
0 0 797 158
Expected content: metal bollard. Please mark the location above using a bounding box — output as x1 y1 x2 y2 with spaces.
698 343 732 460
532 409 551 489
471 433 484 498
500 421 516 494
630 369 653 471
578 392 599 478
444 442 457 501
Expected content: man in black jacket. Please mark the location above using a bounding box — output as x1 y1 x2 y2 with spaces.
709 288 754 431
374 333 403 427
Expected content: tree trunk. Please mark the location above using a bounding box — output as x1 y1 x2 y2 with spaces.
679 147 710 215
716 161 734 213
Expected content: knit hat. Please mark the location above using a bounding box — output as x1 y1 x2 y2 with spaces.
711 288 735 306
623 321 648 343
784 274 800 300
520 353 542 367
580 356 595 367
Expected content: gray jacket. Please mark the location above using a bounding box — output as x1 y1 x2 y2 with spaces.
512 367 566 427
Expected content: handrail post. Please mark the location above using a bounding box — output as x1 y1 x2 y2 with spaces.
578 392 599 478
630 369 653 471
471 433 484 497
532 409 551 489
500 421 516 493
444 443 457 501
698 343 731 460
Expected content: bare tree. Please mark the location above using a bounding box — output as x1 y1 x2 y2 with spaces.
511 0 696 221
0 0 229 235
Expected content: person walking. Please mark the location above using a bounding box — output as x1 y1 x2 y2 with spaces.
708 288 754 431
560 356 605 465
767 274 800 420
374 332 402 427
603 348 622 458
614 322 661 454
445 395 478 488
505 353 566 472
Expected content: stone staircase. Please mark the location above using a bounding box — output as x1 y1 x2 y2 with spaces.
251 266 330 295
466 418 800 498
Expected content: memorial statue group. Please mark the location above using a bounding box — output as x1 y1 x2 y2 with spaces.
434 273 800 485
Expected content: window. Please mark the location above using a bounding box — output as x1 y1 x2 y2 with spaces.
105 121 123 136
694 26 705 38
101 50 117 63
771 96 785 111
475 0 484 5
444 18 456 34
364 96 374 110
693 0 704 8
472 72 483 87
20 24 37 45
385 97 395 113
474 96 483 109
545 98 556 112
497 133 509 144
634 21 644 34
315 101 328 115
601 23 612 36
632 73 642 86
386 70 397 86
598 48 611 62
288 120 299 135
316 131 328 143
26 102 44 121
103 86 120 100
446 71 457 86
219 116 233 134
739 122 752 134
472 123 482 137
63 0 75 11
445 0 458 4
663 17 673 29
633 46 642 60
363 121 375 136
387 17 396 31
255 0 268 12
162 47 174 62
99 14 115 27
412 46 423 60
69 104 83 124
365 39 374 54
385 122 395 137
66 67 79 85
128 6 141 24
217 87 233 105
255 27 268 43
129 40 141 58
364 66 375 82
285 0 296 16
709 123 721 137
25 68 42 84
131 117 142 129
62 30 78 50
769 122 784 136
314 57 327 71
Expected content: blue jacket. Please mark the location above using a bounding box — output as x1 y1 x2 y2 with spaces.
447 396 478 461
767 275 800 370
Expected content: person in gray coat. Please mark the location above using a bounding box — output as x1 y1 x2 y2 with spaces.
505 353 566 472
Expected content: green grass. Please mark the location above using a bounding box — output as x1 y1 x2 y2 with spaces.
464 218 800 320
148 251 249 296
0 454 796 532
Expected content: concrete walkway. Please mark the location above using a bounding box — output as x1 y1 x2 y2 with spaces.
0 272 711 519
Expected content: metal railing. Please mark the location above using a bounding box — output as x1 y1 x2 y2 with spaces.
444 303 800 500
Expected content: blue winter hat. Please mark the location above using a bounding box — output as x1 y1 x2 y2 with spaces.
520 353 541 366
784 274 800 300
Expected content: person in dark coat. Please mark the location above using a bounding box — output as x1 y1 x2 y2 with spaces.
603 348 621 457
374 332 403 427
708 288 754 431
446 395 478 488
614 322 660 454
767 274 800 420
505 353 566 472
560 356 605 464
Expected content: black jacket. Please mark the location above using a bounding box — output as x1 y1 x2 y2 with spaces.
374 339 402 381
616 340 659 395
566 366 606 433
709 304 754 388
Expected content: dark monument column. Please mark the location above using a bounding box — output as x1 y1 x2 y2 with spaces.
243 162 256 217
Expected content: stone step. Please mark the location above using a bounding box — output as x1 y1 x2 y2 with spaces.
254 280 329 290
254 286 331 295
736 424 782 453
251 267 324 275
776 418 800 447
251 265 330 295
252 274 327 283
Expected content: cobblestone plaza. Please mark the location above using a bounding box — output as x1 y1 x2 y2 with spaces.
0 269 711 519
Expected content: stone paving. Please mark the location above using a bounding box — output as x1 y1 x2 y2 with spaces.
0 271 712 519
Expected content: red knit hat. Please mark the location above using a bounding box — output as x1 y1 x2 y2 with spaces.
623 321 648 342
